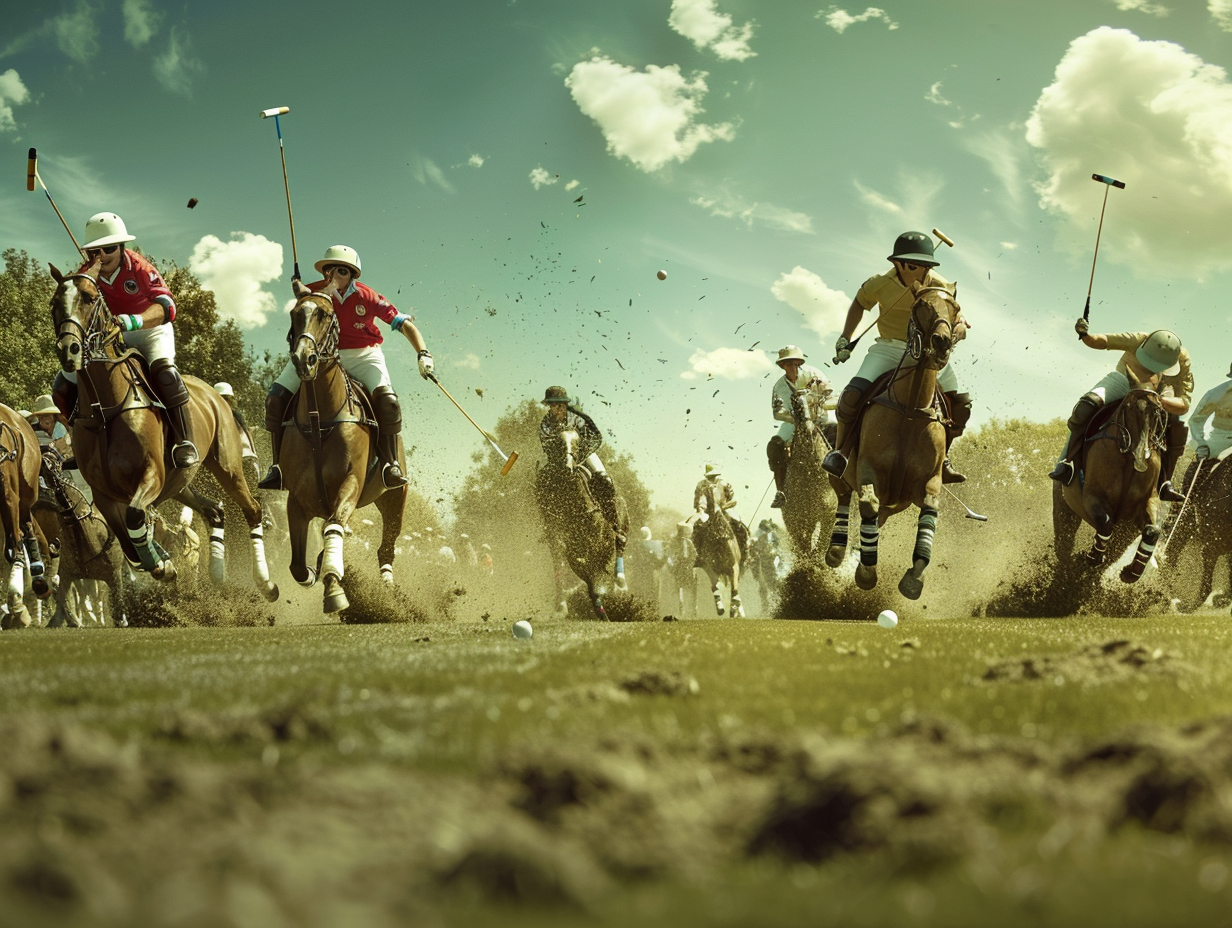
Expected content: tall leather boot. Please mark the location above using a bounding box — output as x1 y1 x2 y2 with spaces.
150 359 199 468
258 384 294 490
373 385 407 489
1048 393 1103 485
1158 414 1188 502
822 378 871 477
941 391 972 484
767 436 788 508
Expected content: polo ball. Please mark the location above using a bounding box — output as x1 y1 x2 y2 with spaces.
513 620 533 639
877 609 898 629
656 269 667 280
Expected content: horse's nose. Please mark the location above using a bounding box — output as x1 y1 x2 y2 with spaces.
932 333 951 356
307 352 318 368
68 342 80 356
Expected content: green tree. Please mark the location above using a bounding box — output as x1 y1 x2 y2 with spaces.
0 248 63 410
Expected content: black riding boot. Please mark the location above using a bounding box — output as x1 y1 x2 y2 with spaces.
822 378 871 478
258 384 294 490
767 436 788 508
1049 393 1103 485
941 391 972 484
1159 414 1188 502
373 385 407 489
591 471 624 546
150 359 198 468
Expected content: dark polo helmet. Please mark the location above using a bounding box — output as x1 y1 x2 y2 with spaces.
542 385 570 404
888 231 938 267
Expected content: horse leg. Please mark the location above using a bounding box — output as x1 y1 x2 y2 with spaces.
320 521 349 614
1052 482 1081 563
1120 523 1161 584
119 505 176 582
176 486 227 585
374 486 406 585
826 491 851 569
3 558 31 629
1084 505 1114 567
730 563 744 618
20 517 50 598
703 566 724 616
199 447 278 601
286 497 316 588
899 504 938 601
854 484 880 591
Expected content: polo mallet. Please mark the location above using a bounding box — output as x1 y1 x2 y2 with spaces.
836 228 956 363
1158 456 1204 559
1081 173 1126 338
941 484 988 521
259 106 300 280
428 375 519 475
26 148 86 260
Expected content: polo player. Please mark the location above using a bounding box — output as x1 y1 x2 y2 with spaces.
824 231 972 483
691 464 749 563
1049 324 1191 502
538 386 625 545
259 245 434 491
1179 360 1232 494
768 345 831 509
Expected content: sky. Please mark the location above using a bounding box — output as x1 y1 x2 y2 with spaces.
3 0 1232 522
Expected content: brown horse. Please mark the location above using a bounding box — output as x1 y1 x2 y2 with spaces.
694 480 743 617
825 282 962 600
280 282 406 613
782 388 836 560
535 429 629 619
48 267 278 601
1054 377 1169 584
1162 450 1232 612
0 405 51 628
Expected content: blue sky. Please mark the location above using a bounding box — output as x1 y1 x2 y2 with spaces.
4 0 1232 517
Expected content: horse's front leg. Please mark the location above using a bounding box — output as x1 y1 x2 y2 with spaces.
826 486 852 569
286 497 315 588
1121 522 1161 584
899 502 939 601
321 480 361 614
854 482 880 591
730 560 744 618
374 486 406 585
2 557 32 629
704 566 725 616
1084 503 1114 566
20 518 49 598
176 487 227 585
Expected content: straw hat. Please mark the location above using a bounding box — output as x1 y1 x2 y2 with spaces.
30 395 60 416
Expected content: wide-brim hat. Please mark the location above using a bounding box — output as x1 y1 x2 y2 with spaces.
314 244 362 278
542 385 570 404
776 345 806 365
213 382 234 397
30 394 60 416
1135 330 1182 377
704 463 721 477
887 231 938 267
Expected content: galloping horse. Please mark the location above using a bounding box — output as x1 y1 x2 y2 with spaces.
825 281 963 600
49 267 277 600
535 428 628 619
694 480 743 617
1054 375 1169 584
280 281 407 613
0 404 50 628
782 388 835 559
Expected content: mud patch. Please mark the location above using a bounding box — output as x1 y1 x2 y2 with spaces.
982 639 1176 685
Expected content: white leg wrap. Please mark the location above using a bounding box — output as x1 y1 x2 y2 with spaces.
8 558 24 601
250 525 271 584
209 526 225 584
380 563 394 584
322 523 345 581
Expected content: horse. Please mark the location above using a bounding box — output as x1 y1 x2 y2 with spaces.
748 526 782 604
534 428 629 619
666 524 698 619
0 404 51 628
693 480 743 617
1051 372 1170 585
48 266 278 601
1160 450 1232 612
824 281 963 600
31 449 126 628
782 388 836 559
280 281 407 613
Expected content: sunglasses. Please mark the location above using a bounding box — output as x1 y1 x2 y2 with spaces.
327 265 353 277
86 245 120 257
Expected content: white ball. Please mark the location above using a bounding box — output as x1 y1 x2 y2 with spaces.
512 620 533 639
876 609 898 629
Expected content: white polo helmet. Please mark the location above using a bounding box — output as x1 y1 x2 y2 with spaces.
82 212 136 249
314 244 361 278
213 382 234 397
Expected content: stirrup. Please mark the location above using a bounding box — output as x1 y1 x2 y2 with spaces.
771 491 785 509
821 450 847 478
171 441 199 469
1158 481 1185 503
1048 460 1075 486
382 463 408 489
257 464 283 491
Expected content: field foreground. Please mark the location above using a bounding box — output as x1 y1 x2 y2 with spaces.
3 613 1232 928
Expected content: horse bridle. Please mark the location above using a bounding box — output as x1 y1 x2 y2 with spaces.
1109 386 1168 455
54 273 126 363
905 285 957 364
292 294 341 367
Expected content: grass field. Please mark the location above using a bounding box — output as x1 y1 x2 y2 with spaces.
4 604 1232 928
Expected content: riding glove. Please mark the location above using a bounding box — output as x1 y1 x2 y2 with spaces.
1196 444 1211 459
1074 317 1090 337
834 335 852 363
417 350 434 379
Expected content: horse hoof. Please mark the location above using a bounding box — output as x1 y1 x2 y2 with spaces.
1119 566 1143 585
209 560 225 585
32 577 50 598
380 565 394 585
153 561 178 583
898 569 924 600
262 581 279 603
824 546 845 569
855 565 877 591
324 590 349 614
296 568 318 589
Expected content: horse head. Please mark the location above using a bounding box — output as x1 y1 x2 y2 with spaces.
289 281 340 382
1118 382 1167 474
790 388 817 436
49 262 115 373
907 281 962 369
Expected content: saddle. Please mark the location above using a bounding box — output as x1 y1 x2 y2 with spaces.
1071 398 1126 486
283 376 381 477
838 369 949 460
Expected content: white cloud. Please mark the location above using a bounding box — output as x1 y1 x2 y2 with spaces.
691 193 814 234
1112 0 1169 15
999 241 1019 251
467 154 485 168
1026 26 1232 278
565 179 580 191
668 0 756 62
152 27 204 96
925 82 952 107
456 353 481 369
853 180 903 215
0 69 30 133
122 0 162 47
529 167 558 189
681 346 772 380
412 155 456 194
771 267 850 338
55 1 99 63
818 6 898 34
565 55 736 172
189 233 283 329
1212 0 1232 30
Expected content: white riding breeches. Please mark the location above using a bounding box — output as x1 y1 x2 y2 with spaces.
853 338 959 394
1055 370 1132 463
274 345 393 393
63 323 177 384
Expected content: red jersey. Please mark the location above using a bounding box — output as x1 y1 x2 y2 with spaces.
308 279 404 349
76 250 176 320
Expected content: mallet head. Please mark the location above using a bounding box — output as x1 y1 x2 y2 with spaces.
260 106 290 119
500 450 519 476
1092 173 1126 189
27 148 36 192
932 227 955 248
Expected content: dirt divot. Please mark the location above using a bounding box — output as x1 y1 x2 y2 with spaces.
619 670 699 697
982 639 1176 685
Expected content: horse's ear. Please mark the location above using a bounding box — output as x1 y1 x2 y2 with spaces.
49 263 63 283
292 278 309 299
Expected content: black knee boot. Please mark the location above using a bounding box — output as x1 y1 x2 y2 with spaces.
257 384 294 490
150 359 198 468
373 385 407 489
941 391 972 484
